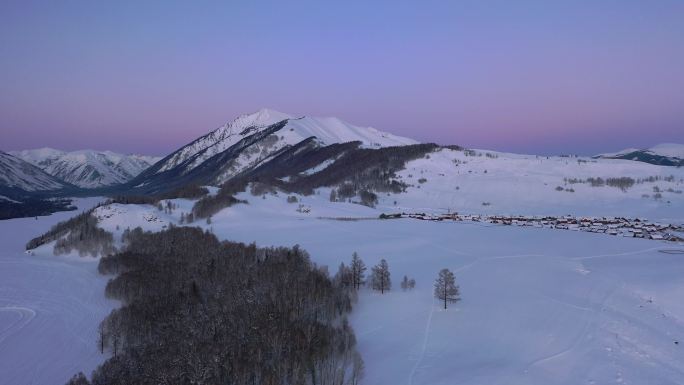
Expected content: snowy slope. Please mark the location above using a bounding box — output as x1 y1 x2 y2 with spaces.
386 148 684 222
596 143 684 166
600 143 684 159
0 151 69 191
11 148 161 188
154 108 417 175
648 143 684 158
0 198 115 385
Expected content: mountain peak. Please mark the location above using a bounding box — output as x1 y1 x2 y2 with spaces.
229 108 292 130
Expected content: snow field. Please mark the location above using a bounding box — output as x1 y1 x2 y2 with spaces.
0 198 117 385
4 182 684 385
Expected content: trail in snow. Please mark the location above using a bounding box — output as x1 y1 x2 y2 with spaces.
0 306 36 346
527 286 618 370
572 246 665 260
407 298 436 385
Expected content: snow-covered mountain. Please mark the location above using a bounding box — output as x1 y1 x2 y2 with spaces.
129 108 418 192
596 143 684 166
11 148 161 188
156 108 416 174
0 151 70 192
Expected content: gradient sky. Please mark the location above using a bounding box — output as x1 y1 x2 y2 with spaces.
1 0 683 156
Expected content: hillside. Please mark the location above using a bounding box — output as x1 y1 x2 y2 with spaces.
0 150 70 192
596 143 684 167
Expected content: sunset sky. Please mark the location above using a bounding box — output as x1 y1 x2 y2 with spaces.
1 0 683 156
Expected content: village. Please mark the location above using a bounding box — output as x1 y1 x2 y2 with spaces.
385 212 684 243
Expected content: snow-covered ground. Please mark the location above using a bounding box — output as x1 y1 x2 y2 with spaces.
0 198 116 385
210 196 684 385
88 193 684 385
5 170 684 385
386 148 684 222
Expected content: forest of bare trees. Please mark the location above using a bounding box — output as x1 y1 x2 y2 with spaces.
68 226 363 385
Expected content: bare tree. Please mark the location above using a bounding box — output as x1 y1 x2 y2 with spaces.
371 259 391 294
434 268 460 309
350 252 366 290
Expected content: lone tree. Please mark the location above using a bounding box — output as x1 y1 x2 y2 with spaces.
350 252 366 290
434 268 460 309
371 259 391 294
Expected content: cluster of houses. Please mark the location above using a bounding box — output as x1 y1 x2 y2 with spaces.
394 212 684 242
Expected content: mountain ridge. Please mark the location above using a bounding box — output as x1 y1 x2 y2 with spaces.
11 148 161 188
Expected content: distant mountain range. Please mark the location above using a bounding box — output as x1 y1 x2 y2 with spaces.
10 148 160 188
595 143 684 167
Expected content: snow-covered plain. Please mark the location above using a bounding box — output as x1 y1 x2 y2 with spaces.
87 192 684 385
0 198 116 385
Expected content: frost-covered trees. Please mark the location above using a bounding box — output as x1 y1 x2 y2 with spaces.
401 275 416 291
335 262 353 289
434 268 460 309
65 373 89 385
77 227 362 385
359 190 378 207
350 252 366 290
25 208 115 257
371 259 391 294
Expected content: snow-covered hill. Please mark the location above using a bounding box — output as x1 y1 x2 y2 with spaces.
11 148 161 188
147 108 416 180
646 143 684 158
385 148 684 221
596 143 684 166
0 151 70 192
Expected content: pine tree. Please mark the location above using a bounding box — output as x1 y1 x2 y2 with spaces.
371 259 391 294
350 252 366 290
434 268 460 309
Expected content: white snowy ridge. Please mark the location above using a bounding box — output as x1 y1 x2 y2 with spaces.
0 151 68 191
155 108 418 175
11 148 161 188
